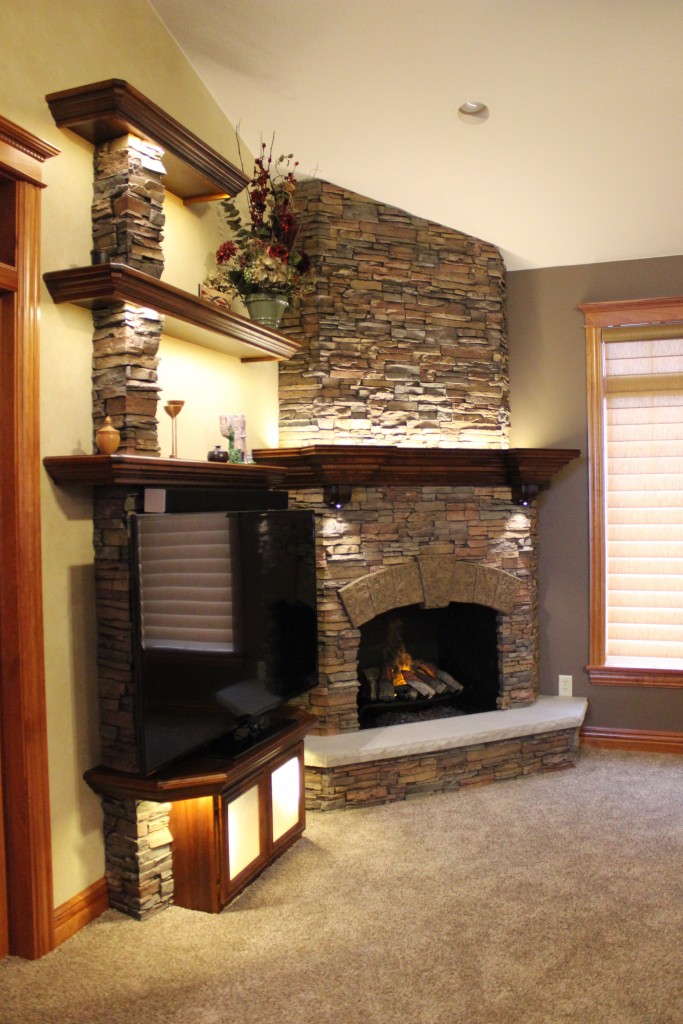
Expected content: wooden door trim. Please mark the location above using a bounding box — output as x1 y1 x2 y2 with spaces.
0 114 58 959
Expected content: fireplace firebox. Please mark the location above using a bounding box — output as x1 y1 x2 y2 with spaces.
357 602 499 727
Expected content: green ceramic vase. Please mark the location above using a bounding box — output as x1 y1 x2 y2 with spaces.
243 293 289 329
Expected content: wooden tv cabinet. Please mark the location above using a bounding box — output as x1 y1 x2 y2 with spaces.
85 712 313 913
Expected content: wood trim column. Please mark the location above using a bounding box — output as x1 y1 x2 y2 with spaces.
584 322 607 669
0 114 59 959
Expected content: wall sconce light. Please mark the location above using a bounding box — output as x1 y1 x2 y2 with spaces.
323 484 353 509
511 483 539 507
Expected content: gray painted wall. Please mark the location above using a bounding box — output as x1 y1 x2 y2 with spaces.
507 254 683 731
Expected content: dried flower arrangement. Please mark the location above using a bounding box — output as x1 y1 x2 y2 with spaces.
203 139 312 307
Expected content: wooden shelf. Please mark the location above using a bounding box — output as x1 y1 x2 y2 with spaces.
84 712 313 802
251 444 580 490
45 78 248 201
43 264 300 362
43 453 287 491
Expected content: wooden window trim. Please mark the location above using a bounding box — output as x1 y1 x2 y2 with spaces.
580 297 683 689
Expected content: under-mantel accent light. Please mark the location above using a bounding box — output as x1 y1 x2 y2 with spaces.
323 484 353 509
511 483 539 507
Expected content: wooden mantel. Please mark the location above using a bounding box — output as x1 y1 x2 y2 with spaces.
43 447 580 497
43 453 287 490
250 445 580 493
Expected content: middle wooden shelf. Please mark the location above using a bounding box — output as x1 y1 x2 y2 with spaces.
43 262 300 362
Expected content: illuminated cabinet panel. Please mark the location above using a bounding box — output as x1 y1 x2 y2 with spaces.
271 756 301 843
218 746 306 907
226 783 262 880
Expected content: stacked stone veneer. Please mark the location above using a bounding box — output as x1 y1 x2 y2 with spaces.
94 486 176 917
94 488 144 773
92 305 162 454
287 484 538 734
279 179 509 448
102 797 174 916
85 135 174 917
91 136 167 453
92 137 166 276
306 730 579 811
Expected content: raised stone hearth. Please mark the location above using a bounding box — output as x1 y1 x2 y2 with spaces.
304 696 588 809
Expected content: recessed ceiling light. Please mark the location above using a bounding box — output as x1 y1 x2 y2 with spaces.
458 100 488 116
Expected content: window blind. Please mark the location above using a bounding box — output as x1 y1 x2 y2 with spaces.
136 512 235 649
604 333 683 666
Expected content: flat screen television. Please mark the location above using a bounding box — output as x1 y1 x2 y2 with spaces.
130 508 318 775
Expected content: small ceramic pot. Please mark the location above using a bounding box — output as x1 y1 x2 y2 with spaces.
207 445 229 463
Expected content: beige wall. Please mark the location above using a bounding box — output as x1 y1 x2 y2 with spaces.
1 0 278 907
508 254 683 732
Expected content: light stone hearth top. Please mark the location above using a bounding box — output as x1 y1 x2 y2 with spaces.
304 696 588 768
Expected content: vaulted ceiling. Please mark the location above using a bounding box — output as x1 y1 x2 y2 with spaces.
149 0 683 270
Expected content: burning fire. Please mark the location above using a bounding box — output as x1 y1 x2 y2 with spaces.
383 621 439 696
361 618 465 706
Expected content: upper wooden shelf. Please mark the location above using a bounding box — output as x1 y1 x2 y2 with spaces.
43 263 300 362
45 78 248 201
251 444 580 492
43 453 287 491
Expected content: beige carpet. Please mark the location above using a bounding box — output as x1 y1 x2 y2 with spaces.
1 748 681 1024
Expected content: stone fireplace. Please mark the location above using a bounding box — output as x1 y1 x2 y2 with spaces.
268 475 588 810
347 558 525 721
251 178 585 808
280 485 539 734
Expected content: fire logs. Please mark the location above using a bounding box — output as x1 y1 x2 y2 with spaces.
361 619 464 704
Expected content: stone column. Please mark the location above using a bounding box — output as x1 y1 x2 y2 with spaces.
92 305 162 455
93 487 143 774
102 796 174 919
91 135 167 454
92 136 166 275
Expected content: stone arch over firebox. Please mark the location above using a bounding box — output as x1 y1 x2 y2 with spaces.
338 557 521 628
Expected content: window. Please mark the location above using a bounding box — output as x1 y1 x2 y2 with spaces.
581 297 683 688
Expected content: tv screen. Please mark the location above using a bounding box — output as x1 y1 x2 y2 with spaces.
130 508 318 774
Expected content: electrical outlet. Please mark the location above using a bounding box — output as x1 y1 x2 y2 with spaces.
558 674 573 697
